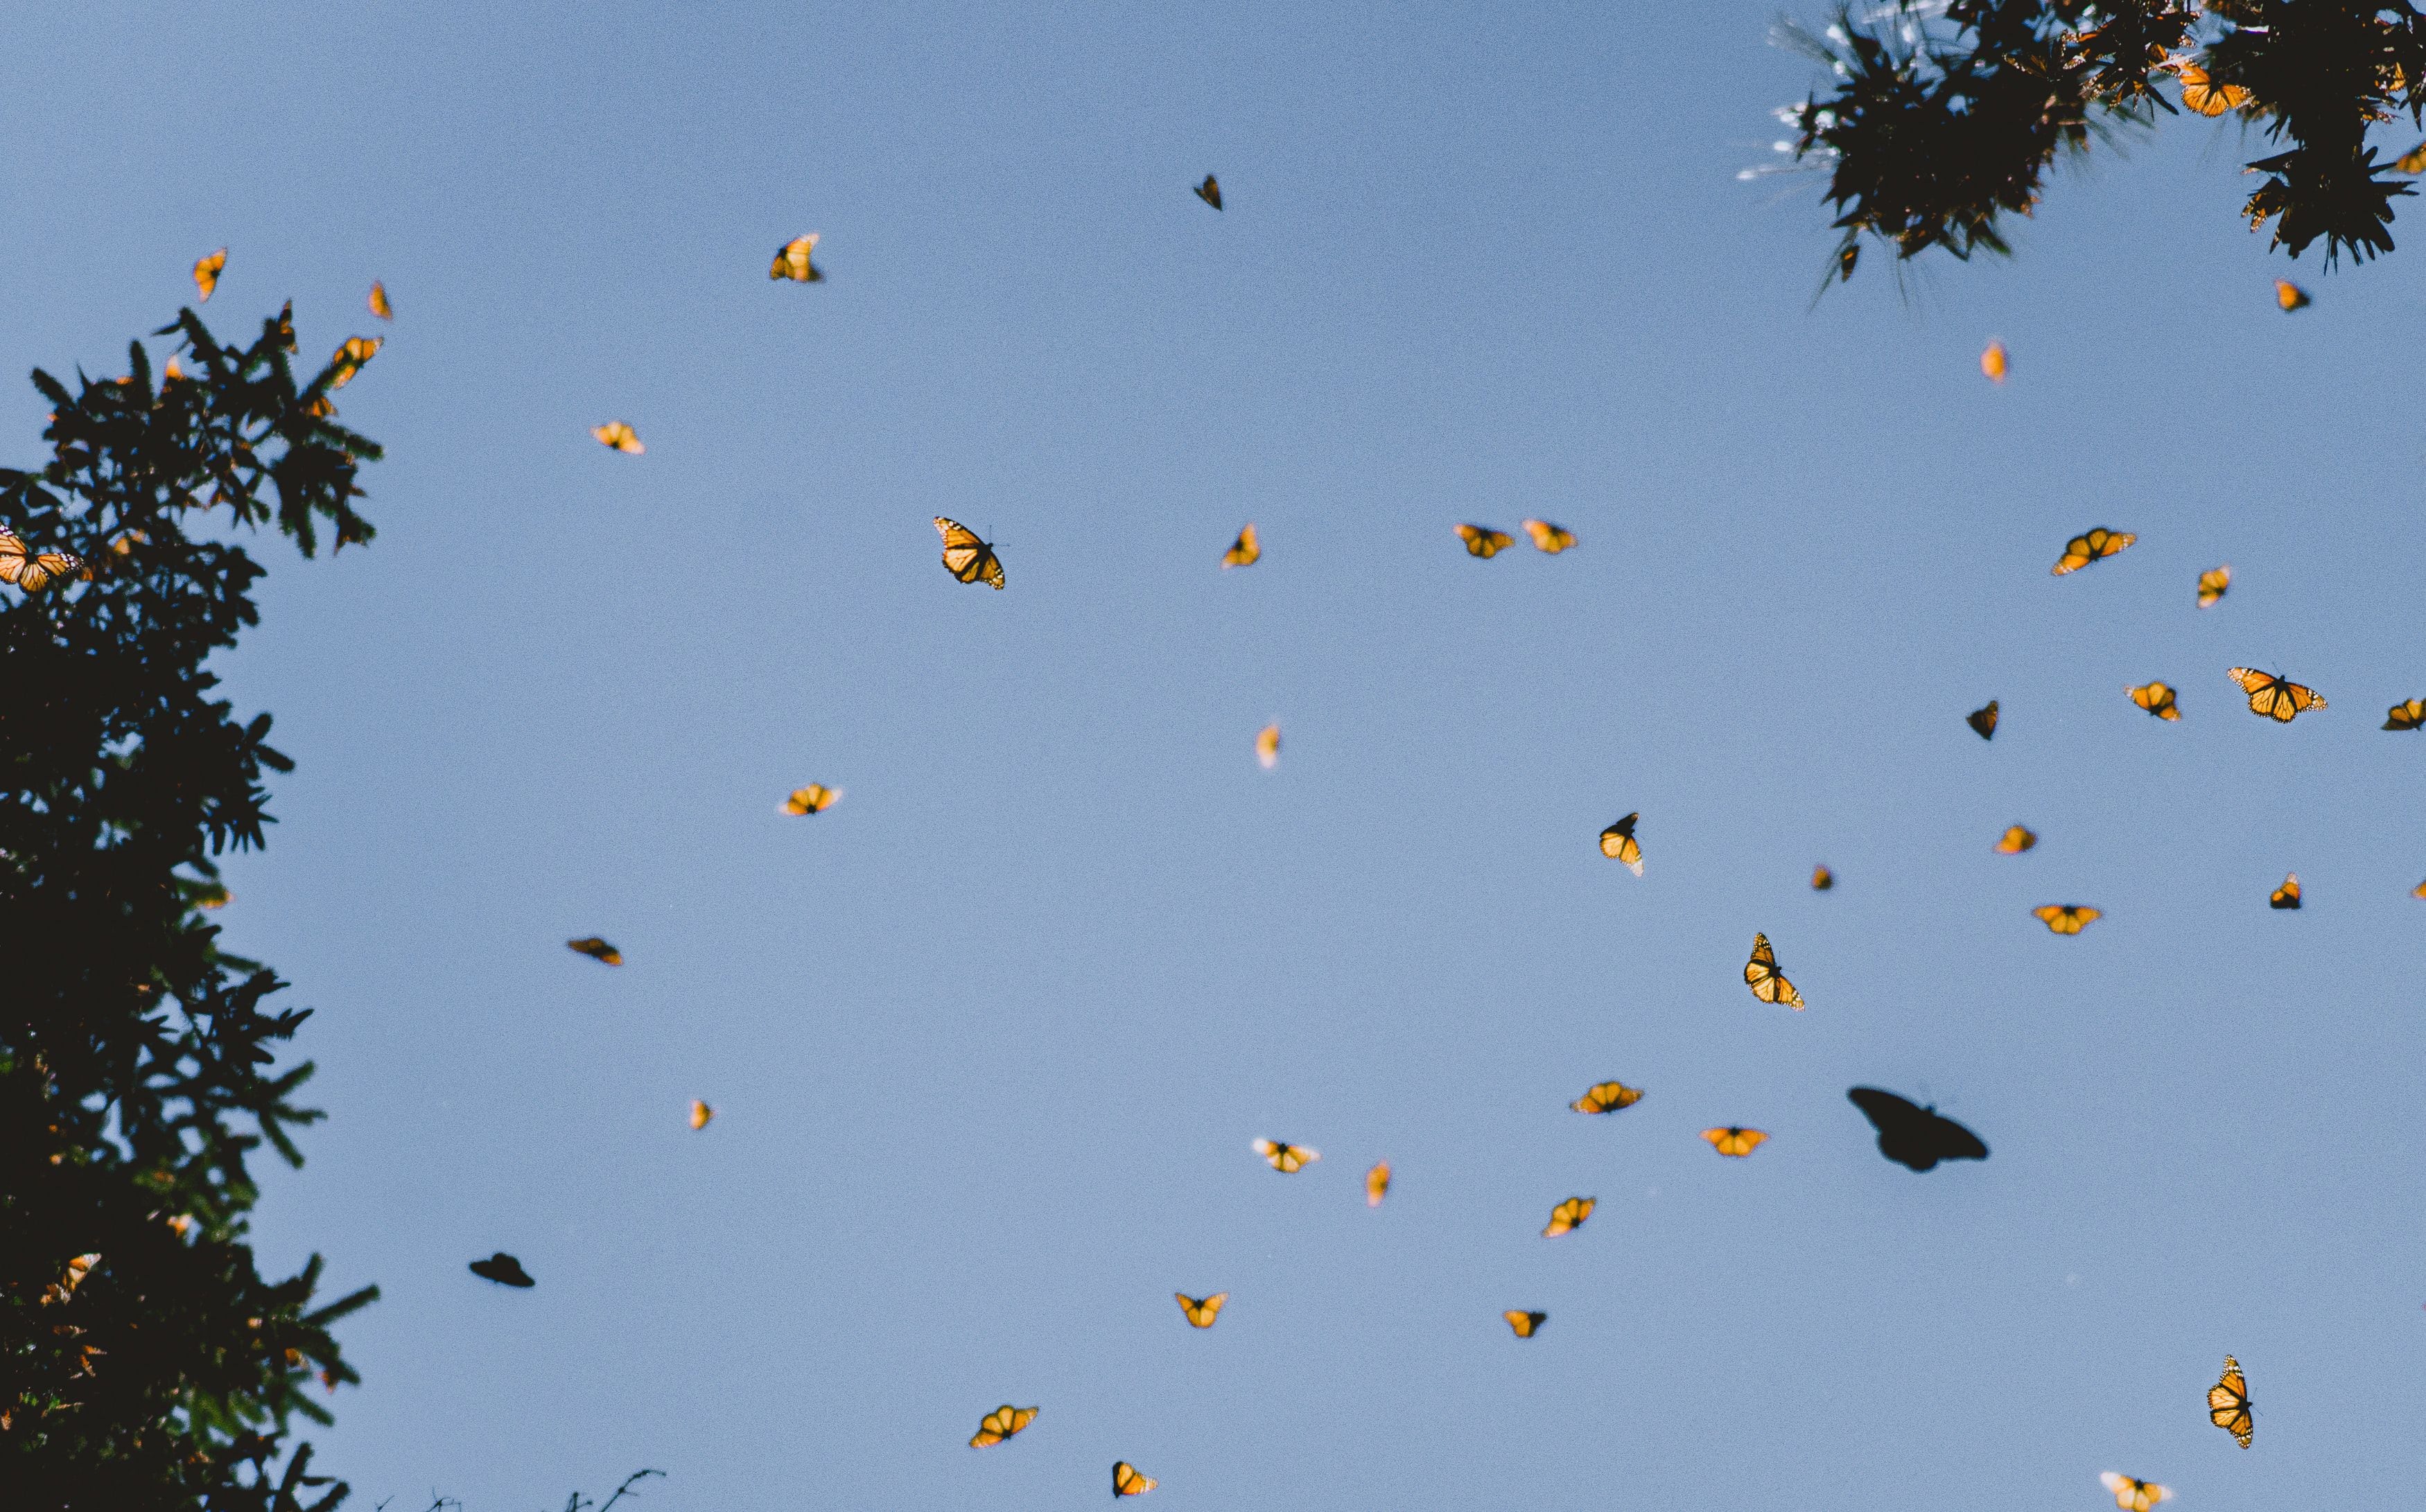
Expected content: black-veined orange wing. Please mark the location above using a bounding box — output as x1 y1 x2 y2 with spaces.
1112 1461 1157 1496
1541 1196 1594 1236
2052 527 2135 575
2229 667 2324 721
2207 1355 2253 1447
2127 682 2180 720
970 1404 1038 1448
1598 813 1642 875
935 516 1005 589
1744 933 1802 1008
2032 905 2099 934
1175 1292 1226 1328
1966 700 1999 739
1504 1309 1546 1337
1454 523 1512 558
1570 1080 1643 1114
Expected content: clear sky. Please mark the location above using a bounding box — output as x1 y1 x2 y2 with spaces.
10 3 2426 1508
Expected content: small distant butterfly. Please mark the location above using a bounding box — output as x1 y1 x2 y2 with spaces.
2228 667 2325 721
1541 1196 1595 1236
2414 879 2426 899
1520 519 1574 553
567 937 623 965
2127 682 2181 721
1504 1310 1546 1337
2032 904 2100 935
369 281 393 320
469 1252 534 1287
2177 60 2249 114
2402 139 2426 174
593 421 643 453
2269 873 2301 910
2381 698 2423 731
2208 1355 2253 1448
1744 933 1801 1009
327 337 381 389
1966 700 1999 739
2100 1473 2171 1511
934 517 1005 589
1365 1161 1390 1207
194 883 232 910
1222 523 1259 568
2197 565 2231 607
1980 340 2008 383
1253 1138 1318 1172
770 234 823 283
1810 864 1834 890
1255 723 1280 770
782 784 841 816
969 1405 1037 1448
1702 1126 1768 1157
2052 527 2135 575
1175 1292 1227 1328
2274 280 2310 311
1570 1080 1643 1114
1846 1087 1987 1172
1194 175 1222 211
193 248 226 301
1996 825 2037 854
689 1100 714 1130
1454 524 1513 558
1598 813 1642 875
1112 1461 1157 1496
0 531 90 593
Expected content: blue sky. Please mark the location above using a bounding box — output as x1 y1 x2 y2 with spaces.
10 3 2426 1507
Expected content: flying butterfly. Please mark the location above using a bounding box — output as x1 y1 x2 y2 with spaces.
2177 60 2249 114
2052 527 2135 575
770 234 823 283
2100 1473 2171 1511
2228 667 2325 721
2208 1355 2253 1448
1846 1087 1988 1172
689 1100 714 1130
2402 139 2426 173
2382 698 2423 731
593 421 643 453
2269 872 2301 910
2197 565 2231 607
2415 879 2426 899
1222 523 1259 568
194 882 232 910
781 784 841 816
2274 279 2310 311
1175 1292 1227 1328
1194 175 1222 211
934 516 1005 589
1504 1310 1546 1337
469 1252 534 1287
1255 723 1280 770
1966 700 1999 740
969 1404 1037 1448
1996 825 2037 854
1365 1161 1390 1207
1520 518 1575 553
1810 864 1834 890
1702 1126 1768 1157
567 936 623 965
327 337 381 390
1454 523 1513 558
2032 904 2100 935
1541 1196 1595 1237
1598 813 1642 876
369 281 393 320
1571 1080 1643 1114
2127 682 2181 721
1112 1462 1157 1497
1980 340 2008 383
0 531 90 593
1744 933 1802 1009
1253 1138 1318 1172
193 248 226 301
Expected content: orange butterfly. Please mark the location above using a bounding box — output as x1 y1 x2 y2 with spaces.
770 234 823 283
1810 864 1834 890
781 784 841 815
2228 667 2325 721
1996 825 2036 854
1598 813 1642 875
1454 523 1513 558
1222 523 1259 568
369 282 394 320
593 421 643 453
1520 519 1574 553
2381 698 2423 731
1175 1292 1226 1328
2176 60 2249 114
2032 905 2099 935
2269 873 2301 910
1112 1462 1157 1497
0 531 90 593
1253 1138 1317 1172
2274 280 2310 311
1365 1161 1390 1207
1571 1081 1643 1114
2197 565 2231 606
1702 1126 1768 1157
1966 700 1998 739
2208 1355 2253 1447
1503 1310 1546 1337
969 1404 1036 1448
1194 175 1222 210
326 337 381 390
2127 682 2180 721
2100 1473 2171 1511
1980 340 2008 383
1255 723 1280 770
567 936 623 965
2052 527 2134 575
1541 1197 1594 1236
1744 933 1801 1009
193 248 226 301
689 1100 714 1129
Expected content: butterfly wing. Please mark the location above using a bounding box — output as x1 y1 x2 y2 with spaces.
1223 523 1259 568
1504 1310 1544 1337
2270 874 2301 908
1195 175 1222 210
1520 519 1574 552
2208 1357 2252 1446
2197 565 2230 606
1966 701 1998 739
1598 814 1642 874
1113 1462 1156 1496
2384 699 2425 730
1365 1161 1390 1206
194 248 225 300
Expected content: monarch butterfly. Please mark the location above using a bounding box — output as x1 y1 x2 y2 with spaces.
1113 1461 1157 1497
2208 1355 2253 1447
1255 723 1280 770
770 234 823 283
2052 527 2135 575
193 248 226 300
1253 1138 1317 1172
1980 340 2008 383
1846 1088 1987 1171
689 1100 714 1130
1454 523 1513 558
1194 174 1222 210
1996 825 2037 854
1598 814 1642 875
1810 864 1834 890
2197 565 2231 607
46 1252 100 1306
1175 1292 1226 1328
2100 1473 2171 1511
781 784 841 816
327 337 381 390
1571 1080 1643 1114
567 937 623 965
969 1404 1037 1448
1541 1196 1595 1236
593 421 644 453
2177 60 2249 114
2127 682 2181 721
2269 872 2301 909
1365 1161 1390 1207
1702 1126 1768 1157
1966 700 1999 739
469 1252 534 1287
2274 280 2311 311
2032 904 2100 935
369 281 393 320
2228 667 2325 721
1504 1310 1546 1337
1521 519 1575 553
934 517 1005 589
2382 698 2423 730
1222 523 1259 568
1744 933 1802 1009
0 531 90 592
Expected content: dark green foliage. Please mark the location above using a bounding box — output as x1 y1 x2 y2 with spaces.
1783 1 2426 281
1 305 381 1509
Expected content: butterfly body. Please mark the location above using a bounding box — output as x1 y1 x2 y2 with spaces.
193 248 226 300
2228 667 2324 721
2100 1472 2171 1510
1846 1087 1987 1172
934 516 1005 588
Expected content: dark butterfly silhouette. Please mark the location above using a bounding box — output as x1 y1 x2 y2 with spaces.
469 1252 535 1287
1966 700 1998 739
1847 1087 1987 1172
1194 174 1222 211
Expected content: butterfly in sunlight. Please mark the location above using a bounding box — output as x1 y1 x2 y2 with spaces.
1810 864 1834 891
2415 879 2426 899
1980 340 2008 383
2100 1473 2171 1511
0 531 91 593
567 937 623 965
593 421 644 453
1175 1292 1226 1328
1253 1138 1318 1172
193 248 226 301
1366 1161 1390 1207
1996 825 2037 854
1846 1088 1987 1172
1966 700 1999 740
969 1404 1037 1448
2269 873 2301 910
770 234 824 283
689 1100 714 1130
781 784 841 816
1521 519 1575 553
1743 933 1802 1009
2402 139 2426 173
2274 280 2311 312
1454 523 1513 558
193 882 232 910
1194 175 1222 211
1256 723 1281 770
2228 667 2325 722
2208 1355 2253 1448
2382 698 2423 731
2032 904 2100 935
1222 523 1259 568
2052 527 2135 575
2127 682 2181 721
934 516 1006 589
1113 1462 1158 1497
1702 1126 1768 1158
1504 1310 1546 1338
1598 813 1643 876
2197 565 2231 607
2176 60 2250 114
469 1252 534 1288
1571 1080 1643 1115
326 337 381 389
1541 1196 1595 1236
368 281 393 320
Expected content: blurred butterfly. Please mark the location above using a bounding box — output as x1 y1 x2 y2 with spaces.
567 937 623 965
593 421 644 453
369 282 393 320
2269 872 2301 909
1253 1138 1317 1172
770 234 823 283
1175 1292 1226 1328
1744 933 1802 1009
46 1252 100 1305
1571 1080 1643 1114
2208 1355 2253 1447
1598 813 1642 875
1702 1126 1768 1157
469 1252 534 1287
1454 523 1513 558
1521 519 1574 553
1504 1310 1546 1337
2032 904 2099 935
2414 879 2426 899
1194 175 1222 210
327 337 381 389
0 531 90 592
2274 279 2310 311
934 517 1005 589
689 1100 714 1129
782 784 841 815
1810 864 1834 890
1996 825 2037 854
2100 1473 2171 1511
969 1405 1037 1448
2127 682 2180 721
2402 139 2426 173
2052 527 2134 575
193 248 226 301
194 883 232 910
1222 523 1259 568
2228 667 2325 721
1541 1196 1595 1236
1256 723 1280 770
1980 340 2007 383
2197 565 2231 607
1365 1161 1390 1206
2382 698 2423 730
1966 700 1999 739
2177 60 2249 114
1846 1087 1987 1172
1112 1461 1157 1496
